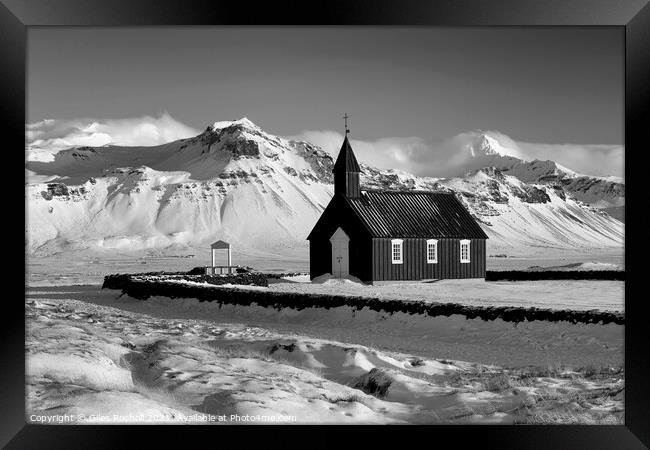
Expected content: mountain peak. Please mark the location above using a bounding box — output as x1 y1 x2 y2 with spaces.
467 131 515 158
210 117 259 131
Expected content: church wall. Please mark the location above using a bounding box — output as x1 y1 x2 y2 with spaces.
371 238 486 281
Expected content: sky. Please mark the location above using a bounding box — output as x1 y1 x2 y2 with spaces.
27 27 624 177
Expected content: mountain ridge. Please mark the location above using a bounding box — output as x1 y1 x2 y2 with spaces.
26 118 624 256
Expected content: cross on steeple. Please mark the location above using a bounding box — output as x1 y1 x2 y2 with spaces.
343 114 350 134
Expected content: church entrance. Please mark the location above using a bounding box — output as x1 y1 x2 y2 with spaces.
329 227 350 278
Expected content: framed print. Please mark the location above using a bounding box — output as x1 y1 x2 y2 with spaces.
3 0 649 447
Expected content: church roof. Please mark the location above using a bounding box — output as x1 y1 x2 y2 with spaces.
344 190 488 239
333 136 361 173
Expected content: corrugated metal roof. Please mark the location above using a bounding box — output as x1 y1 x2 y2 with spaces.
333 136 361 173
345 189 488 239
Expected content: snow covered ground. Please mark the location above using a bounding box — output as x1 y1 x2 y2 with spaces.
26 247 624 287
485 252 624 271
26 289 624 424
26 247 310 287
268 277 623 313
29 286 623 367
25 245 624 424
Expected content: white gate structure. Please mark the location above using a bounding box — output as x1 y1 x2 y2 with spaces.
205 240 235 275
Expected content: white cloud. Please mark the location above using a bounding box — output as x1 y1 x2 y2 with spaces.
287 130 432 174
288 129 623 179
25 114 622 179
26 113 200 161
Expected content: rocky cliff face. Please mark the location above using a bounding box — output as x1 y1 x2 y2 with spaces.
26 118 623 256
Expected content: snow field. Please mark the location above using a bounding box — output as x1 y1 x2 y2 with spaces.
24 298 438 424
26 292 624 424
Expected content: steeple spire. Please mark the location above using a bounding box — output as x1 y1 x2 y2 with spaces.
343 113 350 135
333 120 362 198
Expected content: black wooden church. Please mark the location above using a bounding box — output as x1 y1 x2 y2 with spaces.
307 127 488 284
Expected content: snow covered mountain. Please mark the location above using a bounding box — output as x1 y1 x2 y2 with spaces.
26 118 623 256
360 166 622 251
27 118 334 254
457 133 625 221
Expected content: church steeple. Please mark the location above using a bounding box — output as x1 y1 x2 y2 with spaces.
333 127 362 198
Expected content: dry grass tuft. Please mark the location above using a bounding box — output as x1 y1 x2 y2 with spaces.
352 368 394 398
321 393 366 405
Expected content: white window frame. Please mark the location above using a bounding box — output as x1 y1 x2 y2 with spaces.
391 239 403 264
460 239 471 263
426 239 438 264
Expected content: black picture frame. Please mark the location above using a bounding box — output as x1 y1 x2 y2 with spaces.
3 0 648 448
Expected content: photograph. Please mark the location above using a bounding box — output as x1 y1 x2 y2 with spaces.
24 26 625 425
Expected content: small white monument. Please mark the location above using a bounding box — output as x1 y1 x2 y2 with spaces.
206 240 235 275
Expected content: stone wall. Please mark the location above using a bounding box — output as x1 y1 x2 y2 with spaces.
486 270 624 281
102 272 268 290
102 274 623 325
